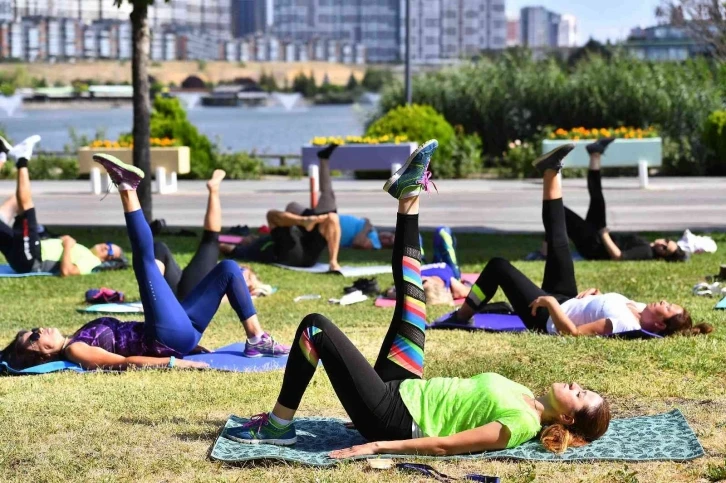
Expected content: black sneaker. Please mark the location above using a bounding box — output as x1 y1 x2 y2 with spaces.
532 143 575 174
344 278 380 295
150 219 167 236
228 225 251 236
317 143 339 160
586 137 616 155
438 310 473 326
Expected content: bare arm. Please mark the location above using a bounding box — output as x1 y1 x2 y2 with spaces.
530 296 611 336
65 343 207 370
330 422 511 459
599 228 623 260
59 236 81 277
350 219 373 249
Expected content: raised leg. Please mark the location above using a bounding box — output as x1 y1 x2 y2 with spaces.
317 212 341 272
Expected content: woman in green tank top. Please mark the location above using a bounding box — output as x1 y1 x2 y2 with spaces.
223 142 612 458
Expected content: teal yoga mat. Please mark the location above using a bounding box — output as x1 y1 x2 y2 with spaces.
77 302 144 314
210 410 703 466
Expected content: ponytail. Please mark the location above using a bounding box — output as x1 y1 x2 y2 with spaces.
540 398 611 453
662 310 714 337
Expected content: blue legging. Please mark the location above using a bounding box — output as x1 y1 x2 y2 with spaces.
125 209 257 354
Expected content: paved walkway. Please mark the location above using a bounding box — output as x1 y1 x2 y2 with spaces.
1 177 724 232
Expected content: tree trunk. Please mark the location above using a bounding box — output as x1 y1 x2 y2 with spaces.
130 3 152 221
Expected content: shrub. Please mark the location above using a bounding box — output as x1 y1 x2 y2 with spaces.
447 127 482 179
366 104 456 175
500 140 538 178
215 152 264 180
0 155 78 180
702 110 726 175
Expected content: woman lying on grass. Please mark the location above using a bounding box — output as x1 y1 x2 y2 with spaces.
223 140 611 457
0 154 289 371
442 144 713 337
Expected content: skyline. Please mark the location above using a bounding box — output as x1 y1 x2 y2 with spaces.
506 0 661 45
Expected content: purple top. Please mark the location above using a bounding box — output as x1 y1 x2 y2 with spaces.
68 318 181 357
421 263 456 289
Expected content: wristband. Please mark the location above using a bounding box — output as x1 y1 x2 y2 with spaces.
168 356 176 368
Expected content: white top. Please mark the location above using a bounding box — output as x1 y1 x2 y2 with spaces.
546 293 646 335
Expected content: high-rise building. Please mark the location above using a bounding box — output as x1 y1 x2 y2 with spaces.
520 6 560 48
232 0 266 38
273 0 400 62
507 17 520 47
404 0 506 62
558 14 577 47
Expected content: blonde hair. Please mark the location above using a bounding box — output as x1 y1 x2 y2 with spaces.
424 282 454 306
540 398 611 453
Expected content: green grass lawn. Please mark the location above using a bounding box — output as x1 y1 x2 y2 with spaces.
1 228 725 482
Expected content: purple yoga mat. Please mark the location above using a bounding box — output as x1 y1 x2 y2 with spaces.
185 343 288 372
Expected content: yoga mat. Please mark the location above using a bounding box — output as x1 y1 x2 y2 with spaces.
428 313 663 339
1 342 288 375
77 302 144 314
274 263 392 278
0 264 54 277
210 409 703 466
715 296 726 310
375 273 477 308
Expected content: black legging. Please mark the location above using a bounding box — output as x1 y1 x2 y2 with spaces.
467 198 578 332
276 213 424 442
153 230 222 301
564 170 608 260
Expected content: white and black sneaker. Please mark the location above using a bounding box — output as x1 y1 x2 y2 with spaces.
8 135 41 162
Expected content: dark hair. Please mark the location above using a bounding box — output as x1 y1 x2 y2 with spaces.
654 246 688 263
0 333 46 370
662 309 714 336
540 398 611 453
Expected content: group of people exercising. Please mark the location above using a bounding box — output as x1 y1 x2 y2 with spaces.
0 134 713 458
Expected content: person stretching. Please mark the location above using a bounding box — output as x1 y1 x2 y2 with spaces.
0 135 124 276
444 144 712 337
222 139 611 457
223 144 342 272
0 154 289 370
560 138 687 262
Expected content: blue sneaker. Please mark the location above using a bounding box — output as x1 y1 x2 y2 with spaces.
433 226 461 280
223 413 297 446
419 234 426 262
383 139 438 199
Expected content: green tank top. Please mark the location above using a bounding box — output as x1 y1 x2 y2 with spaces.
398 373 542 448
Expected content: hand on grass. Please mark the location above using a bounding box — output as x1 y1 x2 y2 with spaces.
329 442 377 459
529 296 556 316
576 288 602 299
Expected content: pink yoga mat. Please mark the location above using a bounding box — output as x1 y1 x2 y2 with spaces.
374 274 478 308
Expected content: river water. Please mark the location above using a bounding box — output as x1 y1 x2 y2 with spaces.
0 104 367 155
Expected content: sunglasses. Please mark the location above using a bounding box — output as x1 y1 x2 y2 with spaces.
106 242 116 259
28 328 41 343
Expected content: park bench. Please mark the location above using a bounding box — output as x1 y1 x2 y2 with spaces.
78 147 191 194
541 138 662 189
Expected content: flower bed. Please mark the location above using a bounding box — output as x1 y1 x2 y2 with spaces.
89 138 179 149
310 134 409 146
548 127 658 140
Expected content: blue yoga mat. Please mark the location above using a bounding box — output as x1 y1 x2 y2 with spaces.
428 312 662 339
0 264 54 277
715 296 726 310
77 302 144 314
210 410 703 466
0 342 288 375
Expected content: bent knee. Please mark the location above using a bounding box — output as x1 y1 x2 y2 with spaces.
486 257 511 271
300 313 335 330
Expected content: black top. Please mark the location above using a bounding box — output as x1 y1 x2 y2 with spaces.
610 233 654 260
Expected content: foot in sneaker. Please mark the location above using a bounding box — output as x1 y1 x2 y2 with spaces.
384 139 438 199
317 143 339 160
532 143 575 174
244 333 290 358
439 310 473 326
92 153 145 190
0 135 12 154
8 135 41 162
223 413 297 446
586 137 615 155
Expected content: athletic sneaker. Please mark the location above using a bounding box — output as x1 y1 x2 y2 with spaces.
243 333 290 358
531 143 575 174
433 226 461 280
92 153 145 190
223 412 297 446
586 137 616 155
317 143 339 160
8 135 41 161
0 135 12 154
439 310 473 326
384 139 438 199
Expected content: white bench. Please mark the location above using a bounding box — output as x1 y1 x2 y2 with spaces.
77 147 191 194
541 138 662 188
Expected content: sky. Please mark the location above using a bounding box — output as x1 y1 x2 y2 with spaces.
506 0 661 45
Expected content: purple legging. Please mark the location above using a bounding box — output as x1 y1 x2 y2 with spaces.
125 209 256 354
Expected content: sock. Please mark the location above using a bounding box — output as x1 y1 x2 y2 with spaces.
247 334 263 344
269 412 292 427
16 158 28 169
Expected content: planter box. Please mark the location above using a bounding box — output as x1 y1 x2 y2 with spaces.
78 146 191 175
541 138 662 168
301 143 417 172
